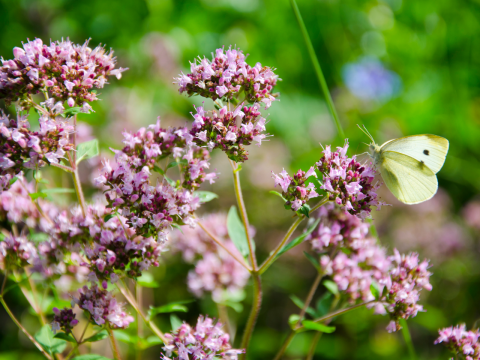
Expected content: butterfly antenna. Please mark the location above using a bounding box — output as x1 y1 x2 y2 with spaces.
356 124 375 143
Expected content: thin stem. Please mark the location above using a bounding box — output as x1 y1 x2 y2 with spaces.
135 282 143 360
18 179 53 225
296 300 376 331
229 160 256 270
50 163 74 173
0 296 53 360
25 269 47 325
240 274 262 358
116 283 166 343
197 220 252 272
273 332 295 360
258 216 303 275
107 327 122 360
273 272 324 360
78 322 89 343
72 115 77 165
72 169 86 217
28 99 49 116
306 332 322 360
295 272 324 328
259 196 329 275
217 303 231 339
289 0 345 139
400 319 417 360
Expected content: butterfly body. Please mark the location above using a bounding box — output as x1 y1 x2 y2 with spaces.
366 134 449 205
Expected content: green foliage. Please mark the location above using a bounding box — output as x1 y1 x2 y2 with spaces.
301 320 336 333
34 325 67 355
76 139 99 164
194 191 219 203
227 206 250 257
84 330 109 343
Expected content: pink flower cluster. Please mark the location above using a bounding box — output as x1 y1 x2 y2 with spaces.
172 213 250 302
189 103 268 162
0 38 127 107
51 307 78 334
271 167 319 212
316 141 383 218
435 324 480 360
161 315 244 360
72 284 134 329
381 250 432 332
97 119 217 240
0 234 38 271
308 205 431 332
0 112 73 192
175 46 278 109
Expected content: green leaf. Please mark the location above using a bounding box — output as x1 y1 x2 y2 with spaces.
222 301 243 313
104 214 115 222
288 314 301 330
112 330 133 344
304 251 320 271
274 218 320 259
310 177 323 189
29 232 50 243
170 314 183 331
143 335 163 348
63 107 82 117
323 280 339 295
290 295 316 317
84 330 109 342
54 333 76 343
233 164 242 174
136 272 159 288
370 282 381 300
167 159 188 169
29 192 47 200
194 191 218 203
227 206 250 258
153 165 165 175
163 175 177 187
301 320 336 333
269 190 287 202
34 325 67 354
76 139 99 164
148 303 189 319
297 203 311 218
42 188 75 194
315 292 334 318
71 355 112 360
9 176 19 185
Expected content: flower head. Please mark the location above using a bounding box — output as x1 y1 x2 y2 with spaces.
174 46 278 109
434 324 480 360
161 315 244 360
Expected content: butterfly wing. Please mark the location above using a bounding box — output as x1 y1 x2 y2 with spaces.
380 135 449 174
379 150 438 204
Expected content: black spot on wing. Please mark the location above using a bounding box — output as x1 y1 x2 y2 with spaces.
423 149 429 155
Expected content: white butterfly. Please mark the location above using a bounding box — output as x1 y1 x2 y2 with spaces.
360 126 449 204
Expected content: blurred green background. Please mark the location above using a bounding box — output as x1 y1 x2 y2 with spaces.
1 0 480 359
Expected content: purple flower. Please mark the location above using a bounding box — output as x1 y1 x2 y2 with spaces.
316 140 384 218
161 315 244 360
342 57 401 102
72 284 134 329
0 38 127 107
174 46 278 108
271 167 319 213
434 324 480 359
51 307 78 334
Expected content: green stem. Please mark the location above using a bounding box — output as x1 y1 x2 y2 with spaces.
229 160 257 270
107 327 122 360
72 169 86 217
295 272 324 328
0 296 53 360
240 274 262 358
290 0 345 140
116 283 166 343
273 331 295 360
400 319 417 360
306 331 322 360
197 219 252 271
259 196 329 274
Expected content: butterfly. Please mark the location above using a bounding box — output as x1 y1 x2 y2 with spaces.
359 126 449 204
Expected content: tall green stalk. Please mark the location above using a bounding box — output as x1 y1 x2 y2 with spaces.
290 0 346 140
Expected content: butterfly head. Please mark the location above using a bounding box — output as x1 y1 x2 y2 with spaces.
357 124 381 161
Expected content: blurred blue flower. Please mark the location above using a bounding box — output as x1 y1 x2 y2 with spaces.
342 57 402 102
